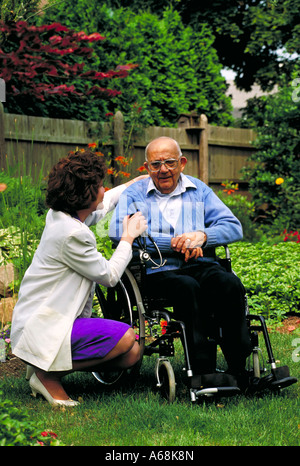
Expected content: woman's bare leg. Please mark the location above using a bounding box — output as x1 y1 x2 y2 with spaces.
32 328 140 400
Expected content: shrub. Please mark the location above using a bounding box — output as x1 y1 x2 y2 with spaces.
42 3 233 126
241 70 300 232
223 242 300 324
216 181 259 241
0 20 137 120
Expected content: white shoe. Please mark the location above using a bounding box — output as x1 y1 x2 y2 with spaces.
29 373 79 407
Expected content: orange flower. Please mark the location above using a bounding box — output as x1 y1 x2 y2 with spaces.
275 177 284 185
107 168 115 175
95 151 104 156
137 165 147 173
0 183 7 192
115 156 129 166
88 142 97 148
119 171 130 178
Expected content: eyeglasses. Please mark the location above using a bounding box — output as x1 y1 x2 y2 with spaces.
147 157 182 172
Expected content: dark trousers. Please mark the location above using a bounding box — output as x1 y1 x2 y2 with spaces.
146 261 252 375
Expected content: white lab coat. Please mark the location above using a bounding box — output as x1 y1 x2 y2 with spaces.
11 185 132 372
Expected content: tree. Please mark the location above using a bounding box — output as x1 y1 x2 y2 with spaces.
241 68 300 231
102 0 300 92
42 3 232 126
0 20 137 119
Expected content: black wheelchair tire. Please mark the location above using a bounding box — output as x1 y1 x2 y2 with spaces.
92 269 146 386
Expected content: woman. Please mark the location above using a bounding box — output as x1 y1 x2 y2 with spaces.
11 150 147 406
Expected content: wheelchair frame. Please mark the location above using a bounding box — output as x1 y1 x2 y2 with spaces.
92 245 297 402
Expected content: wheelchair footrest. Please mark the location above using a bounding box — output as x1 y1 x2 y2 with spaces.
270 376 298 390
194 386 241 398
190 372 241 398
190 372 238 389
269 365 298 391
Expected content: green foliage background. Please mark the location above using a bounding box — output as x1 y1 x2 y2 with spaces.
241 69 300 231
40 3 232 126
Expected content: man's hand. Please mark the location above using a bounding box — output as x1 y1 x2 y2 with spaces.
171 232 207 262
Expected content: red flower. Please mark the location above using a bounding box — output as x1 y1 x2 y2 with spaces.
160 320 168 335
40 431 58 438
282 230 300 243
137 165 147 173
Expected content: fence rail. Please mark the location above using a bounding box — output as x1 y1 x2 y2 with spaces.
0 103 256 190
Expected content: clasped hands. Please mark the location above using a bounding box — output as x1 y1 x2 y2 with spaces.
171 231 207 262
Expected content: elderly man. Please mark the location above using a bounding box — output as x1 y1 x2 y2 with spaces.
109 136 252 389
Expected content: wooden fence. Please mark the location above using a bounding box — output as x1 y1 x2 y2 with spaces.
0 103 256 191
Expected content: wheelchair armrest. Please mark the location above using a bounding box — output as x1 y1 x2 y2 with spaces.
205 245 232 273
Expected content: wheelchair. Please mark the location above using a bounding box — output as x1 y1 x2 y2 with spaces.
92 238 298 403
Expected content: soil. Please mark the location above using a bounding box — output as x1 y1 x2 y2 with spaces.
1 316 299 380
275 315 300 334
0 353 26 379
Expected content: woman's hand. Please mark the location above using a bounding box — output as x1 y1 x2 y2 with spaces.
121 212 147 244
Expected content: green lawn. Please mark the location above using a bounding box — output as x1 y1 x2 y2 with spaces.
0 331 299 447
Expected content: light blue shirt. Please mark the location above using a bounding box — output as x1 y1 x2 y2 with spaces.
147 175 197 228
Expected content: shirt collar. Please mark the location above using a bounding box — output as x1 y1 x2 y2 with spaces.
146 173 196 196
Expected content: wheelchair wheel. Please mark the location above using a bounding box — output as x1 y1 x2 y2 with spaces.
92 269 146 386
252 349 261 379
247 345 265 379
156 359 176 403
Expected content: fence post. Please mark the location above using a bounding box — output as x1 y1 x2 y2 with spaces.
0 102 5 168
199 114 208 184
113 110 124 157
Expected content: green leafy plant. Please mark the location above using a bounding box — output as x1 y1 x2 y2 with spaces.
223 241 300 324
217 181 259 241
0 161 47 283
0 391 64 446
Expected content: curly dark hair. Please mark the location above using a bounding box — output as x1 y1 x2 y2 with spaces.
46 150 107 215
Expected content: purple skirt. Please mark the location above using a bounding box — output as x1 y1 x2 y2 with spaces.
71 317 130 360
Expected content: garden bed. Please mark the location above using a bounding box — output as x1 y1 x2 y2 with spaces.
0 353 25 379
